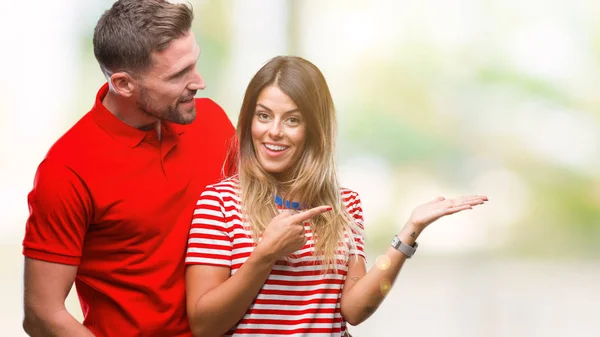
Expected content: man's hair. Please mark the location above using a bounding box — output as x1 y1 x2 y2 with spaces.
93 0 194 76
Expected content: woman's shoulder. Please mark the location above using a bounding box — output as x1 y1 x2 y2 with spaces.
339 187 360 200
339 187 363 213
204 176 240 194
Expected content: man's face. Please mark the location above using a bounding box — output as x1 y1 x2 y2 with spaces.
136 31 204 125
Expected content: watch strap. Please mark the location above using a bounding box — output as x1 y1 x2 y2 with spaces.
390 235 418 258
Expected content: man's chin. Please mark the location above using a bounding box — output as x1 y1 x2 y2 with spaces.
169 109 196 125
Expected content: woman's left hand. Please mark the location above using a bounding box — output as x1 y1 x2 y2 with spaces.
407 195 488 231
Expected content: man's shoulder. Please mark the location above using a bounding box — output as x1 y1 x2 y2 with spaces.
184 98 235 144
45 112 96 163
180 98 232 134
193 98 229 121
194 97 221 109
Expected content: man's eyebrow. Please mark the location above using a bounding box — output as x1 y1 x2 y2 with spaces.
256 103 300 114
163 45 201 80
167 64 195 80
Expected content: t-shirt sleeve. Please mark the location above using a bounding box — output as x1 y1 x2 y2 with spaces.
22 159 93 265
345 190 366 260
185 185 233 267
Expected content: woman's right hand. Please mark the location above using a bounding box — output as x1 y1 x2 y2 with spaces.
260 205 332 258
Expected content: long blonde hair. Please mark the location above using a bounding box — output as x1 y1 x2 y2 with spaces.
235 56 362 272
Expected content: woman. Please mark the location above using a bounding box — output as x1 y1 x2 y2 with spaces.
185 56 487 337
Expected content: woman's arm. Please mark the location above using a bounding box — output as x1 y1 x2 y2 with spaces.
186 205 333 337
340 223 419 325
186 243 279 337
340 195 487 325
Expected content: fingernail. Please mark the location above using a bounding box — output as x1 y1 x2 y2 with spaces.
326 206 333 211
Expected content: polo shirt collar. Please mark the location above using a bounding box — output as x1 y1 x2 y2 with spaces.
163 119 185 137
92 83 186 148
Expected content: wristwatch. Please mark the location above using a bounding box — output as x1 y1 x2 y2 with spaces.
390 235 418 258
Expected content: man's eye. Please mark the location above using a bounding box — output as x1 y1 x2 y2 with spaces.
173 71 186 79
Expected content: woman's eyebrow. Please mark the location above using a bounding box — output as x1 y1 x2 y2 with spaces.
256 103 300 115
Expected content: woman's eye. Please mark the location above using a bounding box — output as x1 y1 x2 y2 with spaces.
286 117 301 125
256 113 270 121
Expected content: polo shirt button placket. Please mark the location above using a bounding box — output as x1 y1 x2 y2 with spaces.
144 130 160 146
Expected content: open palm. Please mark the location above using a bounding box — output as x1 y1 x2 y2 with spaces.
408 195 488 230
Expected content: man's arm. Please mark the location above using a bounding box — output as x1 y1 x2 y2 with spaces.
22 159 95 336
23 258 94 337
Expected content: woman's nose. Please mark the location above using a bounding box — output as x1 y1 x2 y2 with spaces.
268 123 283 138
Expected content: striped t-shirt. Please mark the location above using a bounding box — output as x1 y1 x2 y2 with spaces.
185 177 366 336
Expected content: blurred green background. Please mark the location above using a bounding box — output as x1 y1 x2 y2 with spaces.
1 0 598 336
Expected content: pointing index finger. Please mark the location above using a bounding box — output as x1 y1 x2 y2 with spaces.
289 206 333 223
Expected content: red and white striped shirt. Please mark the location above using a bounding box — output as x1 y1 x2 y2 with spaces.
185 177 366 336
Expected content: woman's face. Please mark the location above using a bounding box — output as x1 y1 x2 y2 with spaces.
251 85 307 180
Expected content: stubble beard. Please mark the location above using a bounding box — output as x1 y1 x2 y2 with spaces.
137 88 197 125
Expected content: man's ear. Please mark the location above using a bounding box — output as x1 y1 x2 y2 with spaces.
109 71 138 98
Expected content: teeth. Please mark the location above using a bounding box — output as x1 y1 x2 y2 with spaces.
265 144 288 151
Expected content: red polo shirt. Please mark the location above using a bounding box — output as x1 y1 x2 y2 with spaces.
23 84 236 337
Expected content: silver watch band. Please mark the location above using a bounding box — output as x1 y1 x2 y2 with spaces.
390 235 418 258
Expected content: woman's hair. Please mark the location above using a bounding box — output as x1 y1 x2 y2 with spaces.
236 56 362 272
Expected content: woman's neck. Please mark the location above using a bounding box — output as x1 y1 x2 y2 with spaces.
274 195 304 210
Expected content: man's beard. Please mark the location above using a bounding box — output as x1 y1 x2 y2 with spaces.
137 88 197 125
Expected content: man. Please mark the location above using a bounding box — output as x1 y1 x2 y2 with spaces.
22 1 235 336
